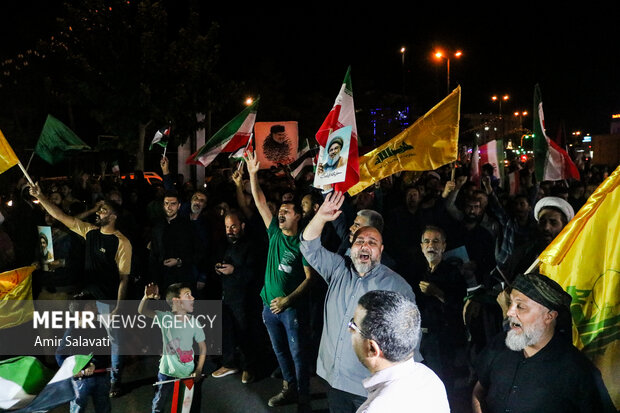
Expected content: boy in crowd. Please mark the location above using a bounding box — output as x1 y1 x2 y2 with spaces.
139 283 206 413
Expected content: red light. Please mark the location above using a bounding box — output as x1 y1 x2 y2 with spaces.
520 154 528 163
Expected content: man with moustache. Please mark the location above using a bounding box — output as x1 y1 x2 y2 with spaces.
336 209 397 270
300 191 419 413
211 211 260 384
453 196 496 287
245 152 313 412
472 272 607 413
29 183 131 397
415 225 466 401
500 196 575 283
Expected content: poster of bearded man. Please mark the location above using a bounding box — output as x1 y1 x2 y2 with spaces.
255 121 298 169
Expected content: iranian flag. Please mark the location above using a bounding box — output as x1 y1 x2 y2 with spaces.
507 169 520 195
475 139 504 182
470 137 480 186
187 99 259 167
315 67 359 192
533 84 580 181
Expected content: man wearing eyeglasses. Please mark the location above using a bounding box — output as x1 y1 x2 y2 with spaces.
301 191 420 413
349 290 449 413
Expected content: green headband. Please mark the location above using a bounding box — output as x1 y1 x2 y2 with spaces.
512 273 572 311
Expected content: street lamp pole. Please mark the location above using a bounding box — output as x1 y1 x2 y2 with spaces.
434 49 462 95
400 47 406 95
514 110 528 130
491 94 509 118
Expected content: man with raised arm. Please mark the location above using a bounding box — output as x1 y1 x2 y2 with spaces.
29 182 131 398
300 191 419 413
244 152 313 412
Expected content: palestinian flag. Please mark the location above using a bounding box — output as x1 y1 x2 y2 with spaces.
187 99 259 167
0 355 91 412
315 67 359 192
150 125 171 150
290 138 318 178
229 133 254 162
533 84 580 181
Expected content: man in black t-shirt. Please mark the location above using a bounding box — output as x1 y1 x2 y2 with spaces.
29 183 131 397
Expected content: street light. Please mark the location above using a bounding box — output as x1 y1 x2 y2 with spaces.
491 94 509 117
433 49 462 95
513 110 528 129
244 97 254 106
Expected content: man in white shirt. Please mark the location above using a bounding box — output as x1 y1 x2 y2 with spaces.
350 290 450 413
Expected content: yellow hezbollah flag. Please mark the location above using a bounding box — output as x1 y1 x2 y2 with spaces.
348 86 460 196
0 266 35 329
539 165 620 409
0 130 19 175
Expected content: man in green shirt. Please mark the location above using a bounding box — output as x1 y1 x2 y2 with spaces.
245 152 313 412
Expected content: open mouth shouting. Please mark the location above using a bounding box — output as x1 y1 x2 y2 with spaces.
509 318 523 332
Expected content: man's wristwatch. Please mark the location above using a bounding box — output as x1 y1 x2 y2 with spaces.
176 258 182 267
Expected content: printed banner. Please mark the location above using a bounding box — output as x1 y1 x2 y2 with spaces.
314 126 352 187
37 226 54 263
255 122 299 169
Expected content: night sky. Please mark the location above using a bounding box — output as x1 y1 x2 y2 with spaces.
2 3 619 136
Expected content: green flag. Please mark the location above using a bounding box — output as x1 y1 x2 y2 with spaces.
35 115 91 165
0 355 92 411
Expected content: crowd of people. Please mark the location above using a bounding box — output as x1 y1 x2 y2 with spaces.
0 154 614 413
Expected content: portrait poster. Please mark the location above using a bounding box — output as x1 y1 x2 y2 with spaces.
37 226 54 263
254 121 298 169
313 125 352 187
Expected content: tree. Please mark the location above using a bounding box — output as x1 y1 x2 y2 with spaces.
39 0 223 170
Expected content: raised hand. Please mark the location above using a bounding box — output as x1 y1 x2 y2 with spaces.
160 156 169 175
144 283 160 299
232 169 243 186
456 175 468 189
316 191 344 222
244 151 260 175
28 183 43 199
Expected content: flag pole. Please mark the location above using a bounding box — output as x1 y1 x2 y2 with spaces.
25 152 35 172
163 146 167 159
525 257 540 274
17 162 35 186
152 374 202 386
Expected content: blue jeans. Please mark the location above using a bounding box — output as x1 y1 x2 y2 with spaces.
70 375 111 413
262 304 310 397
96 301 123 384
152 373 174 413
